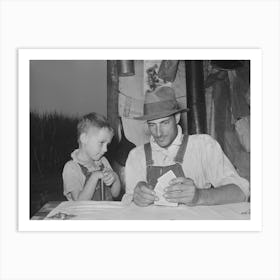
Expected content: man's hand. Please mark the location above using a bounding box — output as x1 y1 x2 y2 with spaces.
164 177 200 206
133 181 158 207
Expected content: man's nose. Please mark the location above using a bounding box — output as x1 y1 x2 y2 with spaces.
156 125 162 137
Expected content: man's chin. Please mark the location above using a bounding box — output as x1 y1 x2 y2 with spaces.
156 140 170 148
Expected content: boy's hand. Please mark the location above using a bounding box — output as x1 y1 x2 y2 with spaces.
102 169 116 186
89 170 104 182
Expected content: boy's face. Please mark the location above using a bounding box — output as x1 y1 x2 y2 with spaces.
81 127 113 161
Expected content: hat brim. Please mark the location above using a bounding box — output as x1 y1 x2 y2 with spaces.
134 108 189 121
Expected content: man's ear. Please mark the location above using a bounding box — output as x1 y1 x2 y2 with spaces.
80 132 87 145
175 113 181 124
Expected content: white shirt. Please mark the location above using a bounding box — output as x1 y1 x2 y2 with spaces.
125 126 250 200
62 149 112 200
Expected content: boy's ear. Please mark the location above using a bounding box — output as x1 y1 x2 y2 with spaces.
175 113 181 124
80 132 87 144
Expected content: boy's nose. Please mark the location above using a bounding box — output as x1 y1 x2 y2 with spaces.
102 145 107 153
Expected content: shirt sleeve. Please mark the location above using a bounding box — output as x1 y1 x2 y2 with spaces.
62 161 84 200
125 147 147 194
202 135 250 200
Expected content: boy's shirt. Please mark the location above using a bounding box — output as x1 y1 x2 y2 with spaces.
62 149 112 200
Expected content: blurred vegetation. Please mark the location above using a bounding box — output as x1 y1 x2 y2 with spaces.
29 111 121 217
30 111 79 177
30 111 79 217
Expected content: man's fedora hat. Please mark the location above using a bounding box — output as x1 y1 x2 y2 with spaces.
134 86 188 121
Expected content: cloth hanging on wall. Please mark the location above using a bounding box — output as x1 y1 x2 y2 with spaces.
205 86 216 138
224 128 250 182
158 60 179 83
204 62 250 182
118 92 144 118
235 116 250 153
228 70 250 121
118 60 188 146
121 117 150 146
204 68 232 151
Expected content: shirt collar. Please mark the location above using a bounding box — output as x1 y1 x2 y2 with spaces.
71 149 103 171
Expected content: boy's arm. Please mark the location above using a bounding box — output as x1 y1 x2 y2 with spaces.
71 171 103 201
110 172 121 198
100 157 121 198
63 161 103 201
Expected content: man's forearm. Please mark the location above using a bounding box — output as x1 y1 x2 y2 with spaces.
197 184 247 205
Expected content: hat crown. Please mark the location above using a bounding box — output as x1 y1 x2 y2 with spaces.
134 85 187 121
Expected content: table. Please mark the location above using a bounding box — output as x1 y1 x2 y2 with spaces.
31 201 62 220
31 200 250 220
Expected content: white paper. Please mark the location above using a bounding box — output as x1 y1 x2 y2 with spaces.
157 170 177 185
154 170 178 207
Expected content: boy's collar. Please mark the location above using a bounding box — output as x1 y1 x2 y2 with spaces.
71 149 103 171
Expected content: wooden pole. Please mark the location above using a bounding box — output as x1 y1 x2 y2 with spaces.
107 60 120 141
185 60 207 134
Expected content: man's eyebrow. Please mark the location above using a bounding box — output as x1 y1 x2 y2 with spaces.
148 118 170 125
160 118 170 123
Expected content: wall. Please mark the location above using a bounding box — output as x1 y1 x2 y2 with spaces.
118 60 188 146
30 60 107 117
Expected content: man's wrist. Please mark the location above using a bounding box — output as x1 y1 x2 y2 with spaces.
195 188 206 205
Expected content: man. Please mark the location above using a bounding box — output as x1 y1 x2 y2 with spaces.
125 86 249 207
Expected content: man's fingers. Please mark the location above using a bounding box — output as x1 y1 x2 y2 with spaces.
139 185 156 195
166 197 195 206
169 177 194 185
134 192 154 206
165 182 195 193
135 185 156 202
165 184 185 192
164 190 191 199
137 190 156 202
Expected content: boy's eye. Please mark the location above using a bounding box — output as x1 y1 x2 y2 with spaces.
100 141 110 146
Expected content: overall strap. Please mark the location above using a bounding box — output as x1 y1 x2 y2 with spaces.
78 163 113 201
144 143 154 166
174 134 189 164
78 163 95 186
78 163 91 178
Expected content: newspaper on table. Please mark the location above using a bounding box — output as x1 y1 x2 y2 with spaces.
46 194 133 220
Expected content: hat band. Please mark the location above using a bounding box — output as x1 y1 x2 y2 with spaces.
144 99 178 115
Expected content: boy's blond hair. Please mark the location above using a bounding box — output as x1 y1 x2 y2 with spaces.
77 113 113 145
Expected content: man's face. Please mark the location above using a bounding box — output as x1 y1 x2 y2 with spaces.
147 115 178 148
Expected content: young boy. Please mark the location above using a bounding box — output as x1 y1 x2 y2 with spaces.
62 113 121 201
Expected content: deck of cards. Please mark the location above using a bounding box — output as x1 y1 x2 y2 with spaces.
154 170 178 207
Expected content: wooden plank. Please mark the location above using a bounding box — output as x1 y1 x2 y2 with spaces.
107 60 120 140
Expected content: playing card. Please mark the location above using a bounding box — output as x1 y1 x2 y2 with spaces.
154 171 178 207
157 170 177 186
